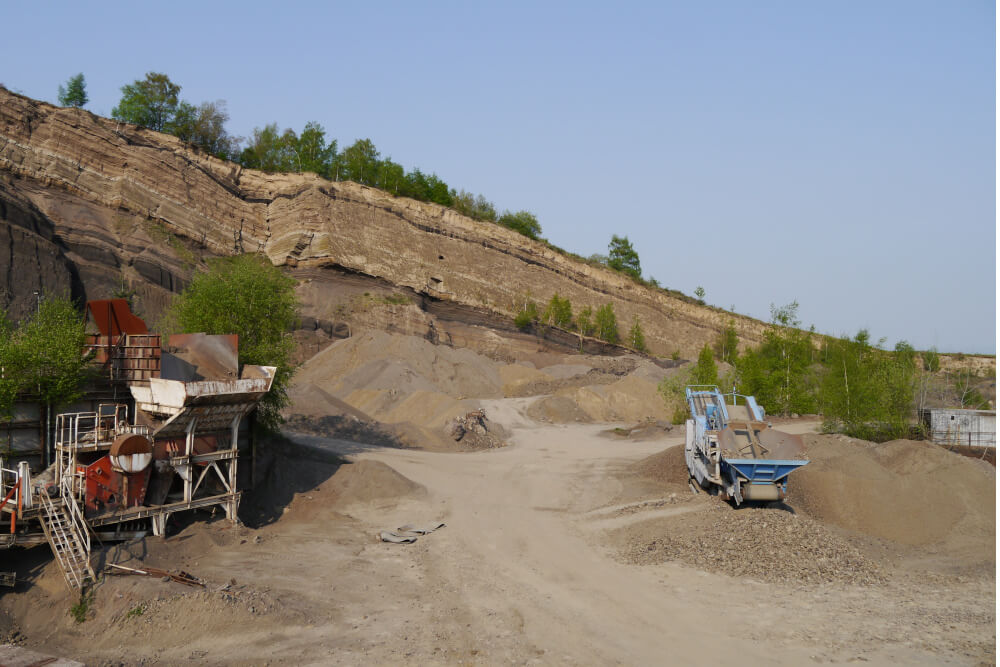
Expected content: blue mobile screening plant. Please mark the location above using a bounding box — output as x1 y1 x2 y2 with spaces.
684 385 809 504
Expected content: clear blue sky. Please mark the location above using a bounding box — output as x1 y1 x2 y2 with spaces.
3 1 995 353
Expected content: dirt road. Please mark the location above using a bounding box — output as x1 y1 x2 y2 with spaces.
268 404 990 665
2 405 992 665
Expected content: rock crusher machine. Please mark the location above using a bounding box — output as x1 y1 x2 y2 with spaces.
684 385 809 504
0 300 276 592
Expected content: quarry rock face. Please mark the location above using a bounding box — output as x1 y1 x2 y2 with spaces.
0 87 763 355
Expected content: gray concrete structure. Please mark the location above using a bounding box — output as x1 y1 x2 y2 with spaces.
920 408 996 448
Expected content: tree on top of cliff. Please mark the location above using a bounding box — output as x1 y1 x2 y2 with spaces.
171 100 241 160
239 123 296 172
498 210 542 240
168 254 299 430
451 190 497 222
113 72 181 132
340 138 381 184
607 235 641 280
57 73 88 108
295 122 337 176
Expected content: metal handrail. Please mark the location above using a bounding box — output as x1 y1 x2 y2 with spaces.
59 472 89 555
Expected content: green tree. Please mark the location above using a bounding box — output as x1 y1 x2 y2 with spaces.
112 72 181 131
340 138 381 185
627 315 647 353
171 100 240 159
576 306 595 338
819 332 917 440
607 235 641 280
713 320 739 363
0 309 21 417
239 123 296 172
514 301 539 330
424 173 453 206
657 369 692 424
950 368 990 410
692 344 719 386
594 303 619 344
734 301 817 415
2 297 93 411
694 286 706 303
293 121 337 177
498 210 542 239
921 347 940 372
542 294 573 328
452 190 498 222
399 170 453 206
376 158 405 193
168 255 298 430
58 73 88 107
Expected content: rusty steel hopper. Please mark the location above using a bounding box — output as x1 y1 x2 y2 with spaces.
130 367 276 438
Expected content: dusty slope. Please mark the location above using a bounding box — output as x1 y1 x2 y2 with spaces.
288 328 679 442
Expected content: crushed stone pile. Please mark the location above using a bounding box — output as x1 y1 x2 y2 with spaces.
630 444 691 488
619 502 885 586
789 435 995 550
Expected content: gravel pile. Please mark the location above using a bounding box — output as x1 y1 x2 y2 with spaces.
619 502 885 586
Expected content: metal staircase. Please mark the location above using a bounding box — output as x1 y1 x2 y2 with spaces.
39 484 94 591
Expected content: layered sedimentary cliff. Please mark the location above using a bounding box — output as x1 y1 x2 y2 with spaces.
0 87 766 356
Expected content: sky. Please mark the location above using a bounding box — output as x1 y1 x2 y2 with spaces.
3 1 996 353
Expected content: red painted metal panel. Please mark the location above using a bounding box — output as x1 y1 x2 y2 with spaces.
83 456 151 517
86 299 149 337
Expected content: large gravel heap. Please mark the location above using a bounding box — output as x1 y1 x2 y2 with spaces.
620 501 886 586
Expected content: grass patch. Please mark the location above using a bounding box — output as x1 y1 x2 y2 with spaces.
69 589 95 624
354 292 412 310
146 220 198 266
124 603 146 620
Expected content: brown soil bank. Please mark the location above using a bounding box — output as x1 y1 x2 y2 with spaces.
787 435 995 556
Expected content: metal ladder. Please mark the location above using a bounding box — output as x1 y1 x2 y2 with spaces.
39 491 94 591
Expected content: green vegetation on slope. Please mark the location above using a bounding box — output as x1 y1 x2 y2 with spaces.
659 300 992 443
0 295 93 417
165 254 299 430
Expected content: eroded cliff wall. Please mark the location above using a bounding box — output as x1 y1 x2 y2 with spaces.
0 87 766 355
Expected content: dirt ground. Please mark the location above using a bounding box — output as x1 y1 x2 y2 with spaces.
0 404 994 665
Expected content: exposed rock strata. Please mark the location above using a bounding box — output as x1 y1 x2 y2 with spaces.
0 87 764 354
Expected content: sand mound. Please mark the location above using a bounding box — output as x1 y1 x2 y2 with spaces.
616 502 885 586
295 330 502 403
289 330 503 449
498 363 553 396
527 395 593 422
788 435 995 551
326 460 426 505
286 383 373 420
539 375 669 423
